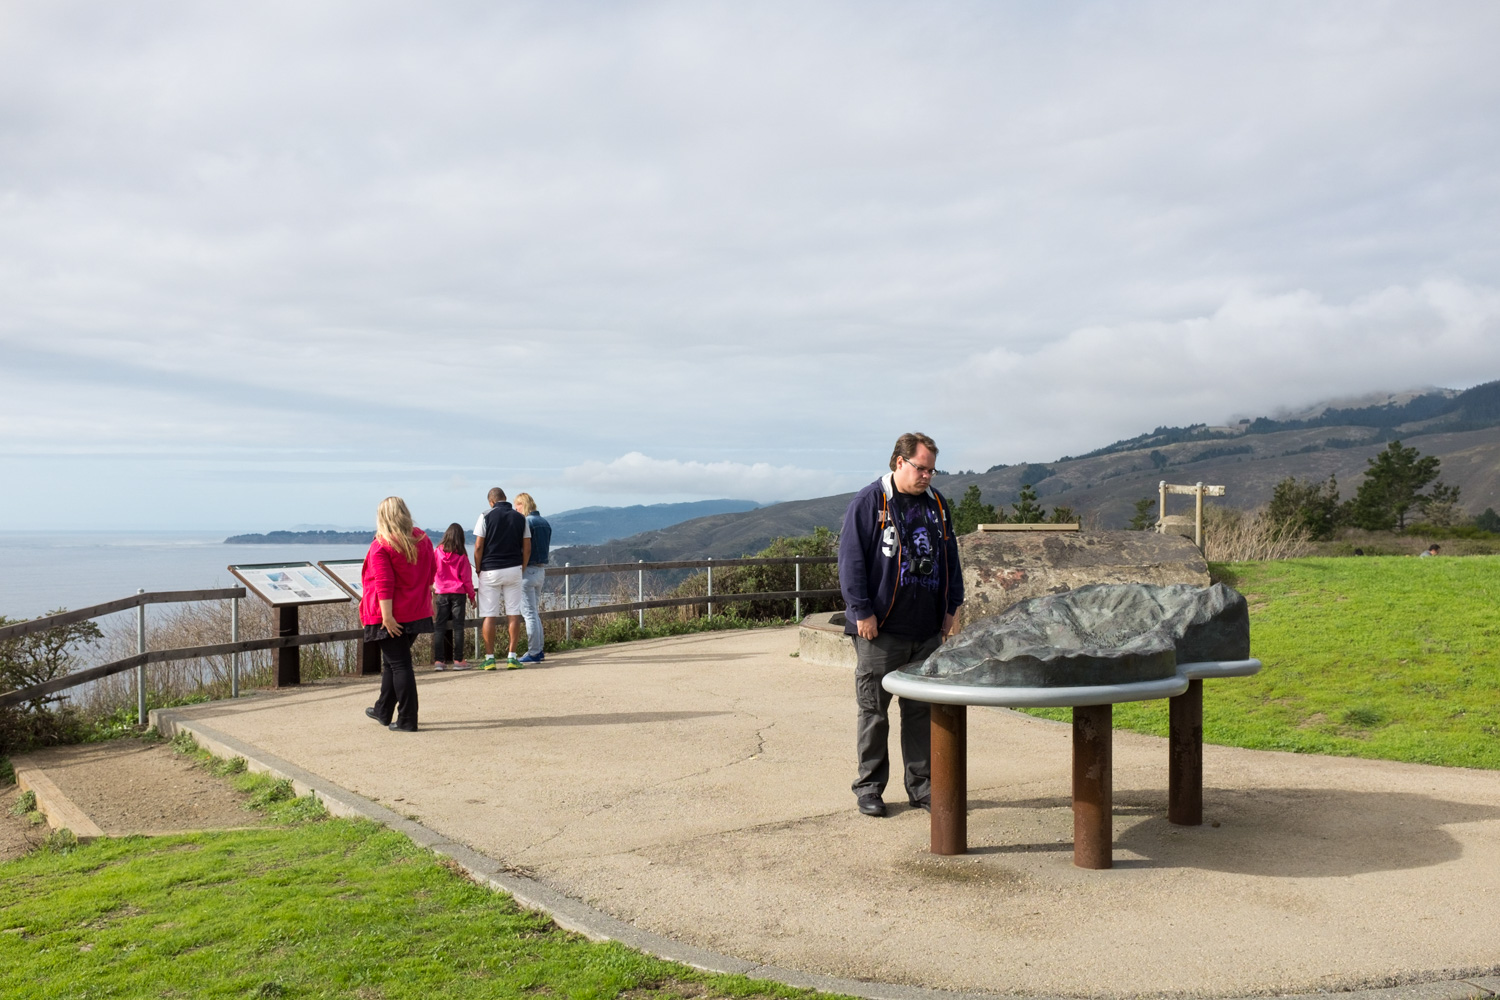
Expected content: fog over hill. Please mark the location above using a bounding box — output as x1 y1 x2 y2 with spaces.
554 381 1500 569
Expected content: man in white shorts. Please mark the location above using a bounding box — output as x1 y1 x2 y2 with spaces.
473 487 532 669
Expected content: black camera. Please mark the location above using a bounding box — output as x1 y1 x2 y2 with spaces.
913 555 934 576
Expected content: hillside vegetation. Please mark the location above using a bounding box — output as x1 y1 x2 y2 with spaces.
1023 556 1500 769
552 381 1500 566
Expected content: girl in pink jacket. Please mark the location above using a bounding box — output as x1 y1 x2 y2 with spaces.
360 496 437 732
431 522 476 670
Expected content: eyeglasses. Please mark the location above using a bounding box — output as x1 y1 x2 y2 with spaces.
902 458 935 476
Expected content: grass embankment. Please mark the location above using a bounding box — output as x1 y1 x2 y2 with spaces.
0 736 817 1000
1024 555 1500 769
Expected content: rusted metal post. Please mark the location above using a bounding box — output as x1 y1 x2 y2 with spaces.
1169 678 1204 825
931 703 968 855
1072 703 1113 869
273 604 300 687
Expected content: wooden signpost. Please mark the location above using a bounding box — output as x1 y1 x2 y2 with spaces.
227 562 350 687
1157 482 1225 548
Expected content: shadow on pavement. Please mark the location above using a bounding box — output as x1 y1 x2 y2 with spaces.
963 787 1500 877
420 710 732 730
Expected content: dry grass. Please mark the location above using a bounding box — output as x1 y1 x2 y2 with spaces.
1201 504 1312 562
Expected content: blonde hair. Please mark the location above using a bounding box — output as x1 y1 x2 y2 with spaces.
514 492 537 515
375 496 418 563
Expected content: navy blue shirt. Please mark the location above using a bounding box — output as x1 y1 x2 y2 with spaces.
526 514 552 566
474 502 529 570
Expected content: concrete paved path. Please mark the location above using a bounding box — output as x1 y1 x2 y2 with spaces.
164 627 1500 998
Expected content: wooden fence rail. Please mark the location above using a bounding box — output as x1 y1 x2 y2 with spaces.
0 588 246 642
0 563 843 710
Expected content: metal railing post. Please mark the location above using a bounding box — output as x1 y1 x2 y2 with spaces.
638 560 644 629
795 559 802 621
564 563 571 641
136 589 146 726
231 595 240 698
707 557 713 620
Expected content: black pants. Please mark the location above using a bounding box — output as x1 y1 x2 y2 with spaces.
433 593 467 662
852 631 941 803
371 631 419 729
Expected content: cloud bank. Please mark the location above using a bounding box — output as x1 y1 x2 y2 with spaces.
1 2 1497 527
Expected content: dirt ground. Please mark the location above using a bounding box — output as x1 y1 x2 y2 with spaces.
1 736 268 861
0 783 49 861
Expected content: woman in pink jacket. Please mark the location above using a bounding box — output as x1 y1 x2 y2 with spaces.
361 496 437 732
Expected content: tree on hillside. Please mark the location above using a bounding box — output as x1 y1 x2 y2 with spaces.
1128 496 1156 531
1047 504 1079 525
1267 475 1342 540
951 485 999 535
1149 449 1170 470
1011 483 1046 523
1476 508 1500 533
1345 440 1446 531
1419 481 1463 527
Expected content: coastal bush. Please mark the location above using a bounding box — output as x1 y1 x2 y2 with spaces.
0 613 98 755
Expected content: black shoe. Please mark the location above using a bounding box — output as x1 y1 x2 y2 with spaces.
365 707 390 725
910 797 931 812
389 722 418 732
857 794 886 817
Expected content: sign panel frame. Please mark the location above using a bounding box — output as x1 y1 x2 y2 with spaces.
316 559 365 600
227 562 352 607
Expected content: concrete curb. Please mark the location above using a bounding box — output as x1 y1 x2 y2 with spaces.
149 708 1500 1000
13 764 104 841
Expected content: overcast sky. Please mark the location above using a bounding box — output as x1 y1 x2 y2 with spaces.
3 1 1499 530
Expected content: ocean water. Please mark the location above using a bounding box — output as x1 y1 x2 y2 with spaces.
0 532 373 621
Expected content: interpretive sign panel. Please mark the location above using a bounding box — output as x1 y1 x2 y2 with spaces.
317 559 365 600
228 562 351 607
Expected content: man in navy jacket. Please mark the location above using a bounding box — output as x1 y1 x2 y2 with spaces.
838 432 964 817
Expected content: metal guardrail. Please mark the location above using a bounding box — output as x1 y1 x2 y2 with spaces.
0 557 841 713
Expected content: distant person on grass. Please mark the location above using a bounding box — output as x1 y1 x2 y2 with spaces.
431 522 475 671
838 432 964 818
361 497 436 733
513 493 552 664
1421 544 1441 557
474 487 531 669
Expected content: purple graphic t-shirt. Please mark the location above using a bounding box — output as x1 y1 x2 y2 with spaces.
881 491 943 639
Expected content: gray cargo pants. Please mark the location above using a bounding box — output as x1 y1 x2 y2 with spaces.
853 631 941 804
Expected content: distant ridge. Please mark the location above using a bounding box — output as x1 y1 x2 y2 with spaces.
225 530 376 544
548 499 761 546
223 499 762 546
549 379 1500 573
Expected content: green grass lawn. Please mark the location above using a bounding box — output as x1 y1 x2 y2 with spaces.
1023 555 1500 769
0 744 820 1000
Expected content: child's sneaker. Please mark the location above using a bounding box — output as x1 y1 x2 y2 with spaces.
506 652 523 669
432 662 447 671
451 660 471 671
481 655 498 671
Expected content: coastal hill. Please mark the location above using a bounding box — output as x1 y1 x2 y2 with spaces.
552 380 1500 567
225 499 761 547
